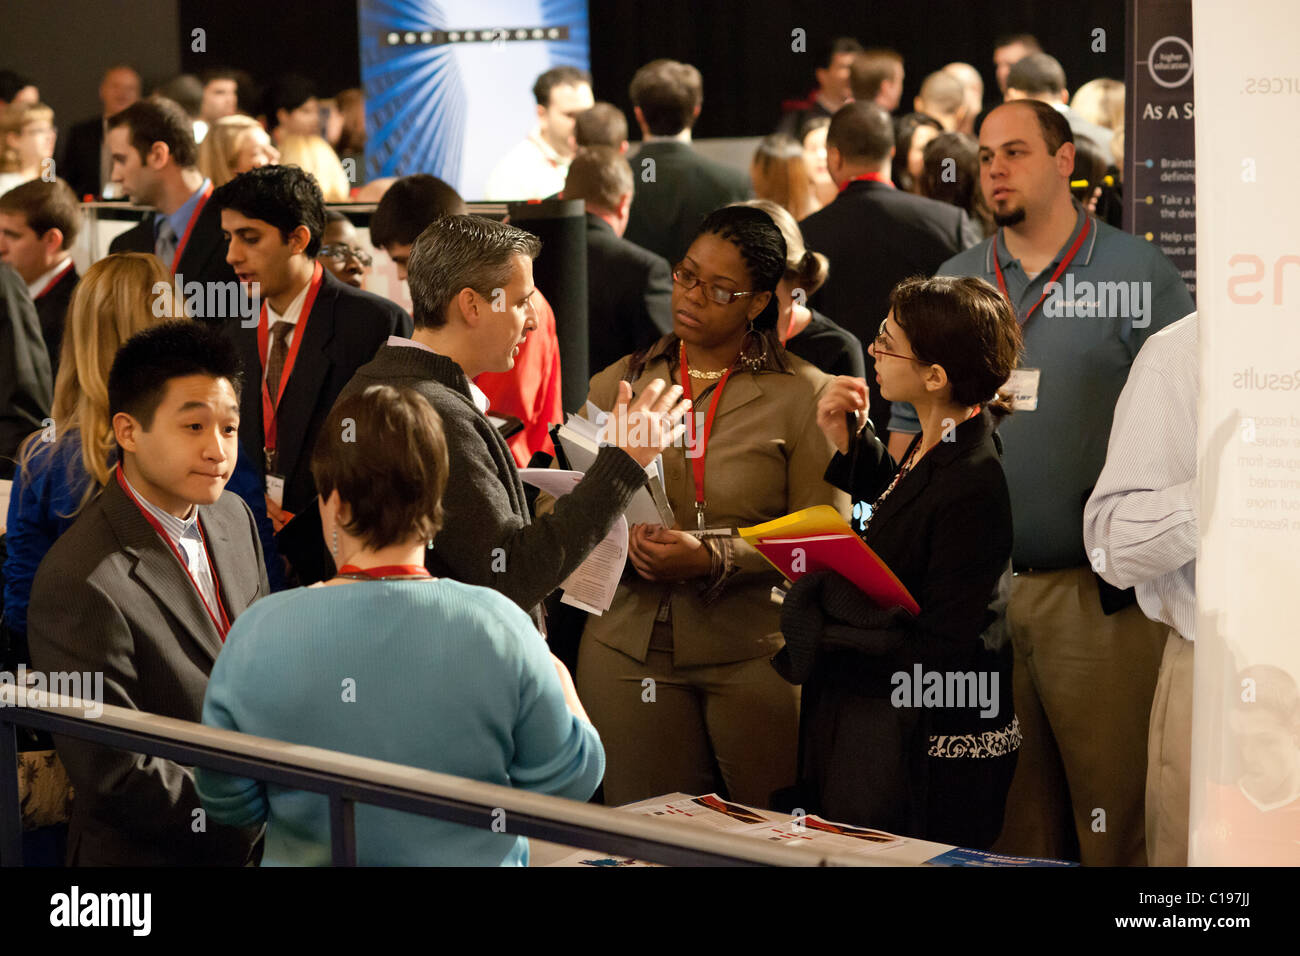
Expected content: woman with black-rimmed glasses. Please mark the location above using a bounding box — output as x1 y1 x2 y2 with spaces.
556 205 849 809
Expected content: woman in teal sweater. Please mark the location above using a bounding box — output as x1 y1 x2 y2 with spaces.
196 385 604 865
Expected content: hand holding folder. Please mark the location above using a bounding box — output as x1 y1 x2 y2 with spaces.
739 506 920 615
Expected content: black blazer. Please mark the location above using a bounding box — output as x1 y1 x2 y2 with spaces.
108 191 237 318
0 264 51 479
228 269 412 516
829 408 1013 669
28 478 269 865
783 308 866 380
35 263 78 380
58 116 104 200
778 410 1013 838
624 140 752 264
585 214 673 375
799 181 979 430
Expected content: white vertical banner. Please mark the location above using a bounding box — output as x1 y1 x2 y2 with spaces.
1191 0 1300 866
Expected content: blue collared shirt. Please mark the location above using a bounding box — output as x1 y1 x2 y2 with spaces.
891 208 1195 568
122 470 221 615
155 178 211 266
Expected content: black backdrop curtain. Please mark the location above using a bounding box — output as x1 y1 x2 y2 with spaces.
179 0 1125 138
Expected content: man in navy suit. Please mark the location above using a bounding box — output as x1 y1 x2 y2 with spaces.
800 101 980 433
105 97 236 317
211 165 411 581
624 59 751 265
562 146 672 376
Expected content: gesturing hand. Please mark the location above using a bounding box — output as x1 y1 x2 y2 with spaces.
627 524 711 582
816 376 869 456
604 378 692 468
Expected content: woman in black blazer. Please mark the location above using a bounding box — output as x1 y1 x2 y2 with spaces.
774 274 1022 849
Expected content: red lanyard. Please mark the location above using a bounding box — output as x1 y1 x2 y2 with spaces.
115 465 231 640
679 341 732 530
839 172 893 192
169 181 213 276
258 261 324 464
34 260 74 300
993 216 1091 326
337 564 432 579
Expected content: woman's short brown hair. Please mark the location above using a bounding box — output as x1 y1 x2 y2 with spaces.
889 275 1023 419
310 385 449 550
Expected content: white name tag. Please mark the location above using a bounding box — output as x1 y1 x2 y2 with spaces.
1006 368 1041 412
265 474 286 507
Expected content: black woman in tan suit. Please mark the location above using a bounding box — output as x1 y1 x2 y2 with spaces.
571 206 848 809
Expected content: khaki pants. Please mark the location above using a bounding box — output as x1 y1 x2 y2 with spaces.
993 567 1167 865
1146 630 1193 866
576 632 799 809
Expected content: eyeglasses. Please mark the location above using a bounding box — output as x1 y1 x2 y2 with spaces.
672 265 762 307
318 244 373 267
872 317 921 363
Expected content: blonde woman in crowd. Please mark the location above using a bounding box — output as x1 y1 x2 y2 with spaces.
0 102 57 195
278 133 352 201
3 254 177 645
799 116 838 210
740 199 864 380
198 114 280 188
1071 78 1124 170
750 133 820 221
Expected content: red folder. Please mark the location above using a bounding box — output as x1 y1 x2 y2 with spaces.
739 507 920 615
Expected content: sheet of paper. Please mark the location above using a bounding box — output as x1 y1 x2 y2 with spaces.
558 515 628 615
631 793 781 832
518 467 585 499
519 468 628 615
734 814 904 858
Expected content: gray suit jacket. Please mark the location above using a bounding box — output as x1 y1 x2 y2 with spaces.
0 263 51 479
29 476 270 865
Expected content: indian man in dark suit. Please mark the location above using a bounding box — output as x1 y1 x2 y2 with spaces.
561 146 672 376
624 59 751 264
105 97 236 319
0 178 81 378
28 320 267 865
800 101 979 433
212 165 411 579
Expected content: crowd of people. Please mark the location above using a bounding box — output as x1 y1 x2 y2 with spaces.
0 29 1208 869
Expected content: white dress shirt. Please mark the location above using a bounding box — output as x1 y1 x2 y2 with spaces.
122 471 222 617
483 131 569 201
1084 313 1198 639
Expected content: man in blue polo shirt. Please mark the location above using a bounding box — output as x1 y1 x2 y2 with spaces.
889 100 1194 866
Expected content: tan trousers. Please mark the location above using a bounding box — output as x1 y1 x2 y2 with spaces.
992 567 1167 865
1146 630 1193 866
576 633 799 809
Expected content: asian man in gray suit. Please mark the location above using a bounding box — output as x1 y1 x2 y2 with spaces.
28 321 268 866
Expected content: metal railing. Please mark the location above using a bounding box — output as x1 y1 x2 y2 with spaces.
0 684 894 868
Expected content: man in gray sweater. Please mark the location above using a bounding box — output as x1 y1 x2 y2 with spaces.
336 215 689 629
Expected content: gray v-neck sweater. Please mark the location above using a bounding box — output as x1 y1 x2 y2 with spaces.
336 344 647 628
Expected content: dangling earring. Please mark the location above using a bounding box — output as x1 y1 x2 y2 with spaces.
330 525 339 559
739 320 768 373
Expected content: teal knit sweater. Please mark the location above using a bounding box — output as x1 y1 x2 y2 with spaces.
196 578 604 865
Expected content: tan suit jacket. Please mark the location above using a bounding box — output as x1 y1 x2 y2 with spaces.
580 338 849 667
